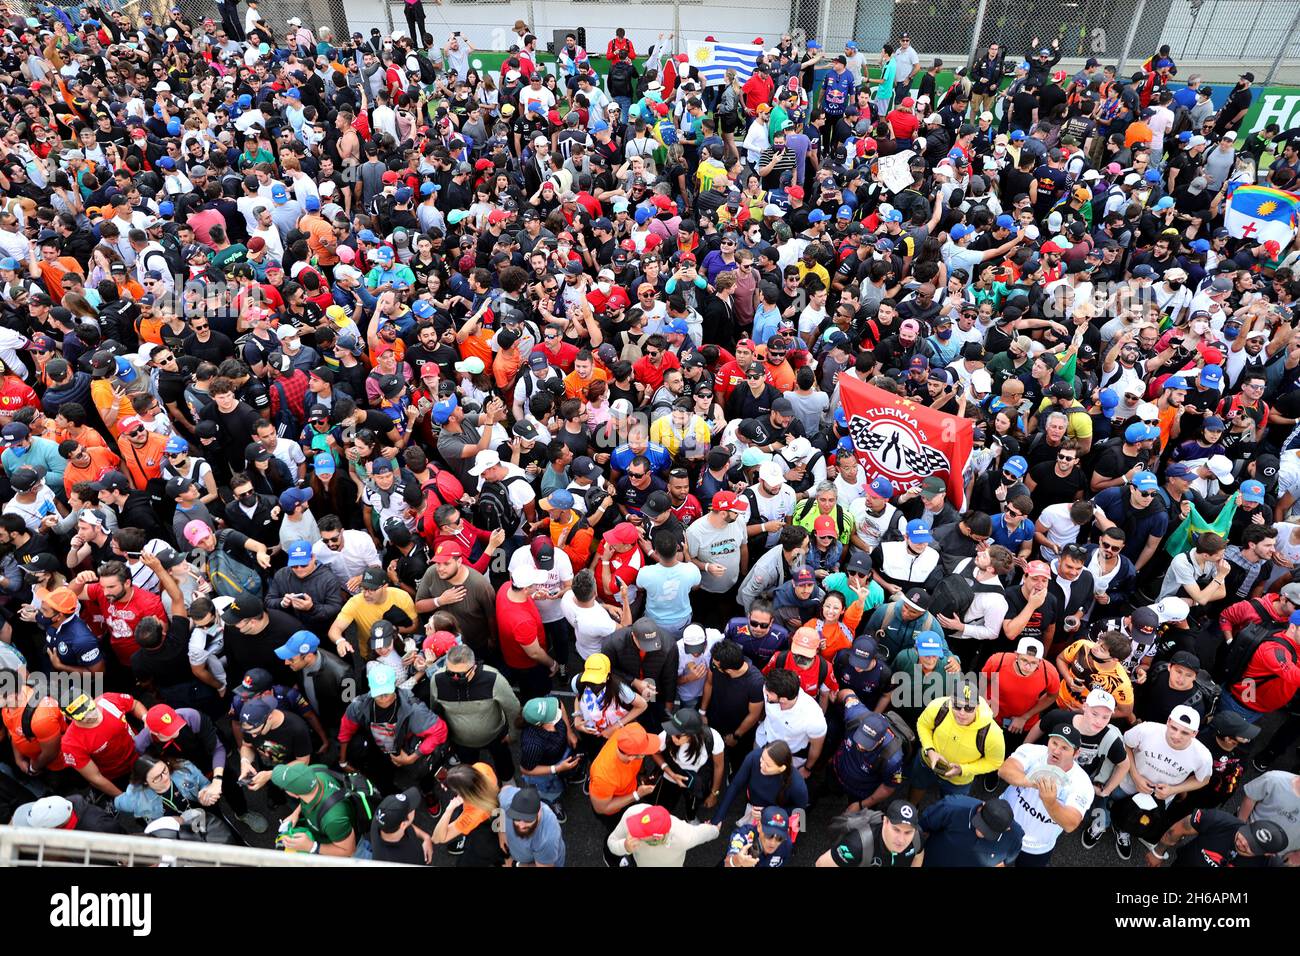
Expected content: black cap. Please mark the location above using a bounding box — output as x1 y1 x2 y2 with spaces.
235 667 274 697
663 708 704 736
9 467 40 492
505 785 543 822
1170 650 1201 671
383 516 412 546
19 552 59 575
845 551 872 575
973 797 1015 836
885 800 919 826
902 587 930 612
631 617 662 651
1048 722 1082 751
360 566 388 590
370 619 398 649
1210 709 1261 741
222 595 266 624
641 490 671 520
375 787 420 832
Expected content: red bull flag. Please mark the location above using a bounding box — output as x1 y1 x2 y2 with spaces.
840 375 974 508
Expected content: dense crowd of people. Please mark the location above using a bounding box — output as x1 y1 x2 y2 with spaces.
0 1 1297 868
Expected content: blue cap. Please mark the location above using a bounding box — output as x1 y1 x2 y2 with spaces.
905 519 933 543
807 40 821 49
844 41 857 50
882 210 902 225
1017 61 1031 71
592 120 609 133
284 88 301 100
1011 129 1026 141
1131 470 1158 492
950 223 974 242
313 452 336 475
270 184 288 203
358 229 380 243
432 394 458 424
835 407 848 427
1166 462 1193 481
1154 196 1175 211
114 357 138 383
1003 455 1028 478
1203 415 1225 432
916 634 945 656
286 541 313 567
274 630 320 659
371 459 393 474
165 436 188 454
237 94 252 108
527 101 544 114
412 300 435 319
1125 422 1158 443
1178 130 1192 142
158 156 175 170
0 257 18 271
1188 239 1210 254
666 318 688 335
1099 388 1119 411
1144 169 1161 183
1164 376 1189 390
279 486 313 511
996 214 1015 230
1200 364 1223 386
159 201 175 217
808 209 830 223
876 236 896 250
305 195 321 212
545 488 575 510
1240 479 1266 504
836 204 854 219
837 436 855 455
166 118 181 136
1290 610 1300 627
420 182 436 196
869 475 895 498
635 207 654 225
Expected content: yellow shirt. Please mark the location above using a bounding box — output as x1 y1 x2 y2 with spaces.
336 588 417 658
795 261 831 289
650 415 712 457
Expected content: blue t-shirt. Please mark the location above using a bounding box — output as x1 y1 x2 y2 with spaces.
498 786 566 866
727 823 793 867
636 561 702 630
990 513 1034 554
611 442 673 475
919 795 1024 867
821 70 854 114
42 614 102 669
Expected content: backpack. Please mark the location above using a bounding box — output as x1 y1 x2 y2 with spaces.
156 232 186 278
794 498 851 541
1215 614 1297 695
312 769 381 835
204 531 264 599
928 562 1002 623
932 700 992 758
416 470 467 543
415 51 437 86
473 474 530 534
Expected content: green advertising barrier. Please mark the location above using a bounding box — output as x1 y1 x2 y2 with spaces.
1240 87 1300 136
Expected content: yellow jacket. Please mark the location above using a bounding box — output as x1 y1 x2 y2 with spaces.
915 695 1006 785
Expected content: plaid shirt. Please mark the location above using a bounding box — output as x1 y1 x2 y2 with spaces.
269 369 310 426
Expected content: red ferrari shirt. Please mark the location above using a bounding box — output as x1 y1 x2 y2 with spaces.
60 693 140 779
496 587 547 670
82 582 166 666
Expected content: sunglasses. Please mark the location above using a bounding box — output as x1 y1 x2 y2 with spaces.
627 470 648 479
952 703 977 713
748 619 771 629
1100 542 1121 553
1005 507 1025 518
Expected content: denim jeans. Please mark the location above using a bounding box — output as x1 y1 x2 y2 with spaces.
520 771 565 804
909 752 973 797
1219 692 1265 723
614 96 633 119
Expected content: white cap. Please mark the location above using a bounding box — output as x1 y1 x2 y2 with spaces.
511 564 546 588
758 461 785 486
782 436 812 462
275 324 300 340
970 369 993 394
1135 401 1159 422
287 16 302 25
610 398 634 417
1153 596 1190 623
1016 637 1044 657
1022 224 1041 241
1084 688 1116 711
156 81 171 92
12 796 74 828
682 623 708 648
1207 454 1235 484
1081 169 1101 181
469 449 503 476
647 81 662 92
1169 704 1201 732
390 29 406 40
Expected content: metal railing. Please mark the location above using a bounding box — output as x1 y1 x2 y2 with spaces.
0 826 400 867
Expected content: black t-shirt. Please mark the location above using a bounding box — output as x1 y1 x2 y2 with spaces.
829 818 924 866
1027 461 1088 516
187 331 236 365
130 620 195 690
370 824 430 864
1001 588 1060 645
1092 443 1146 482
615 474 666 515
223 608 302 687
706 663 765 736
1175 808 1268 867
1038 708 1126 780
250 709 313 769
450 810 506 867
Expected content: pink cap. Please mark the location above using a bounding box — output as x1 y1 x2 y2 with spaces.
183 519 214 546
1025 560 1052 578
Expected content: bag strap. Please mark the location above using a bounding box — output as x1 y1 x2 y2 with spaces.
20 690 41 740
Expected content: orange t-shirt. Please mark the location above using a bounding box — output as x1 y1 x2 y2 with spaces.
63 446 123 497
90 379 137 437
116 430 169 489
1 688 68 768
564 366 609 400
52 425 108 453
492 349 523 391
36 256 85 302
588 734 642 802
460 328 494 368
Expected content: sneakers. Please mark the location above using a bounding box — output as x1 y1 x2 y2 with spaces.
552 801 567 824
448 834 466 856
1080 809 1106 850
1115 829 1132 860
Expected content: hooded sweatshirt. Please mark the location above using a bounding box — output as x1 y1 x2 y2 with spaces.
915 694 1007 785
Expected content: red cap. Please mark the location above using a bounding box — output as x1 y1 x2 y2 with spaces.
813 515 836 535
1025 560 1052 578
605 522 640 545
627 804 672 838
651 194 674 211
381 170 398 184
861 137 878 152
422 631 459 658
736 338 757 351
786 185 805 201
146 704 181 737
753 37 765 45
901 96 915 107
488 209 511 225
1201 347 1225 366
679 252 696 264
654 102 670 116
434 540 464 561
1040 241 1063 254
676 53 689 62
705 35 716 42
711 491 747 513
1264 240 1282 256
475 158 494 171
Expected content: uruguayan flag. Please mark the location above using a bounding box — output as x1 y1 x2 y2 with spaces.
690 41 764 87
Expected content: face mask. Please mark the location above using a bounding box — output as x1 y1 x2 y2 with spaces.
1223 326 1241 340
1191 320 1209 335
449 669 472 684
937 328 952 340
558 244 571 256
1168 280 1184 290
9 445 26 457
597 281 612 294
238 492 257 506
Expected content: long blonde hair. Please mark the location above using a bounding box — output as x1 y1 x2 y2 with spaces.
446 762 500 816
